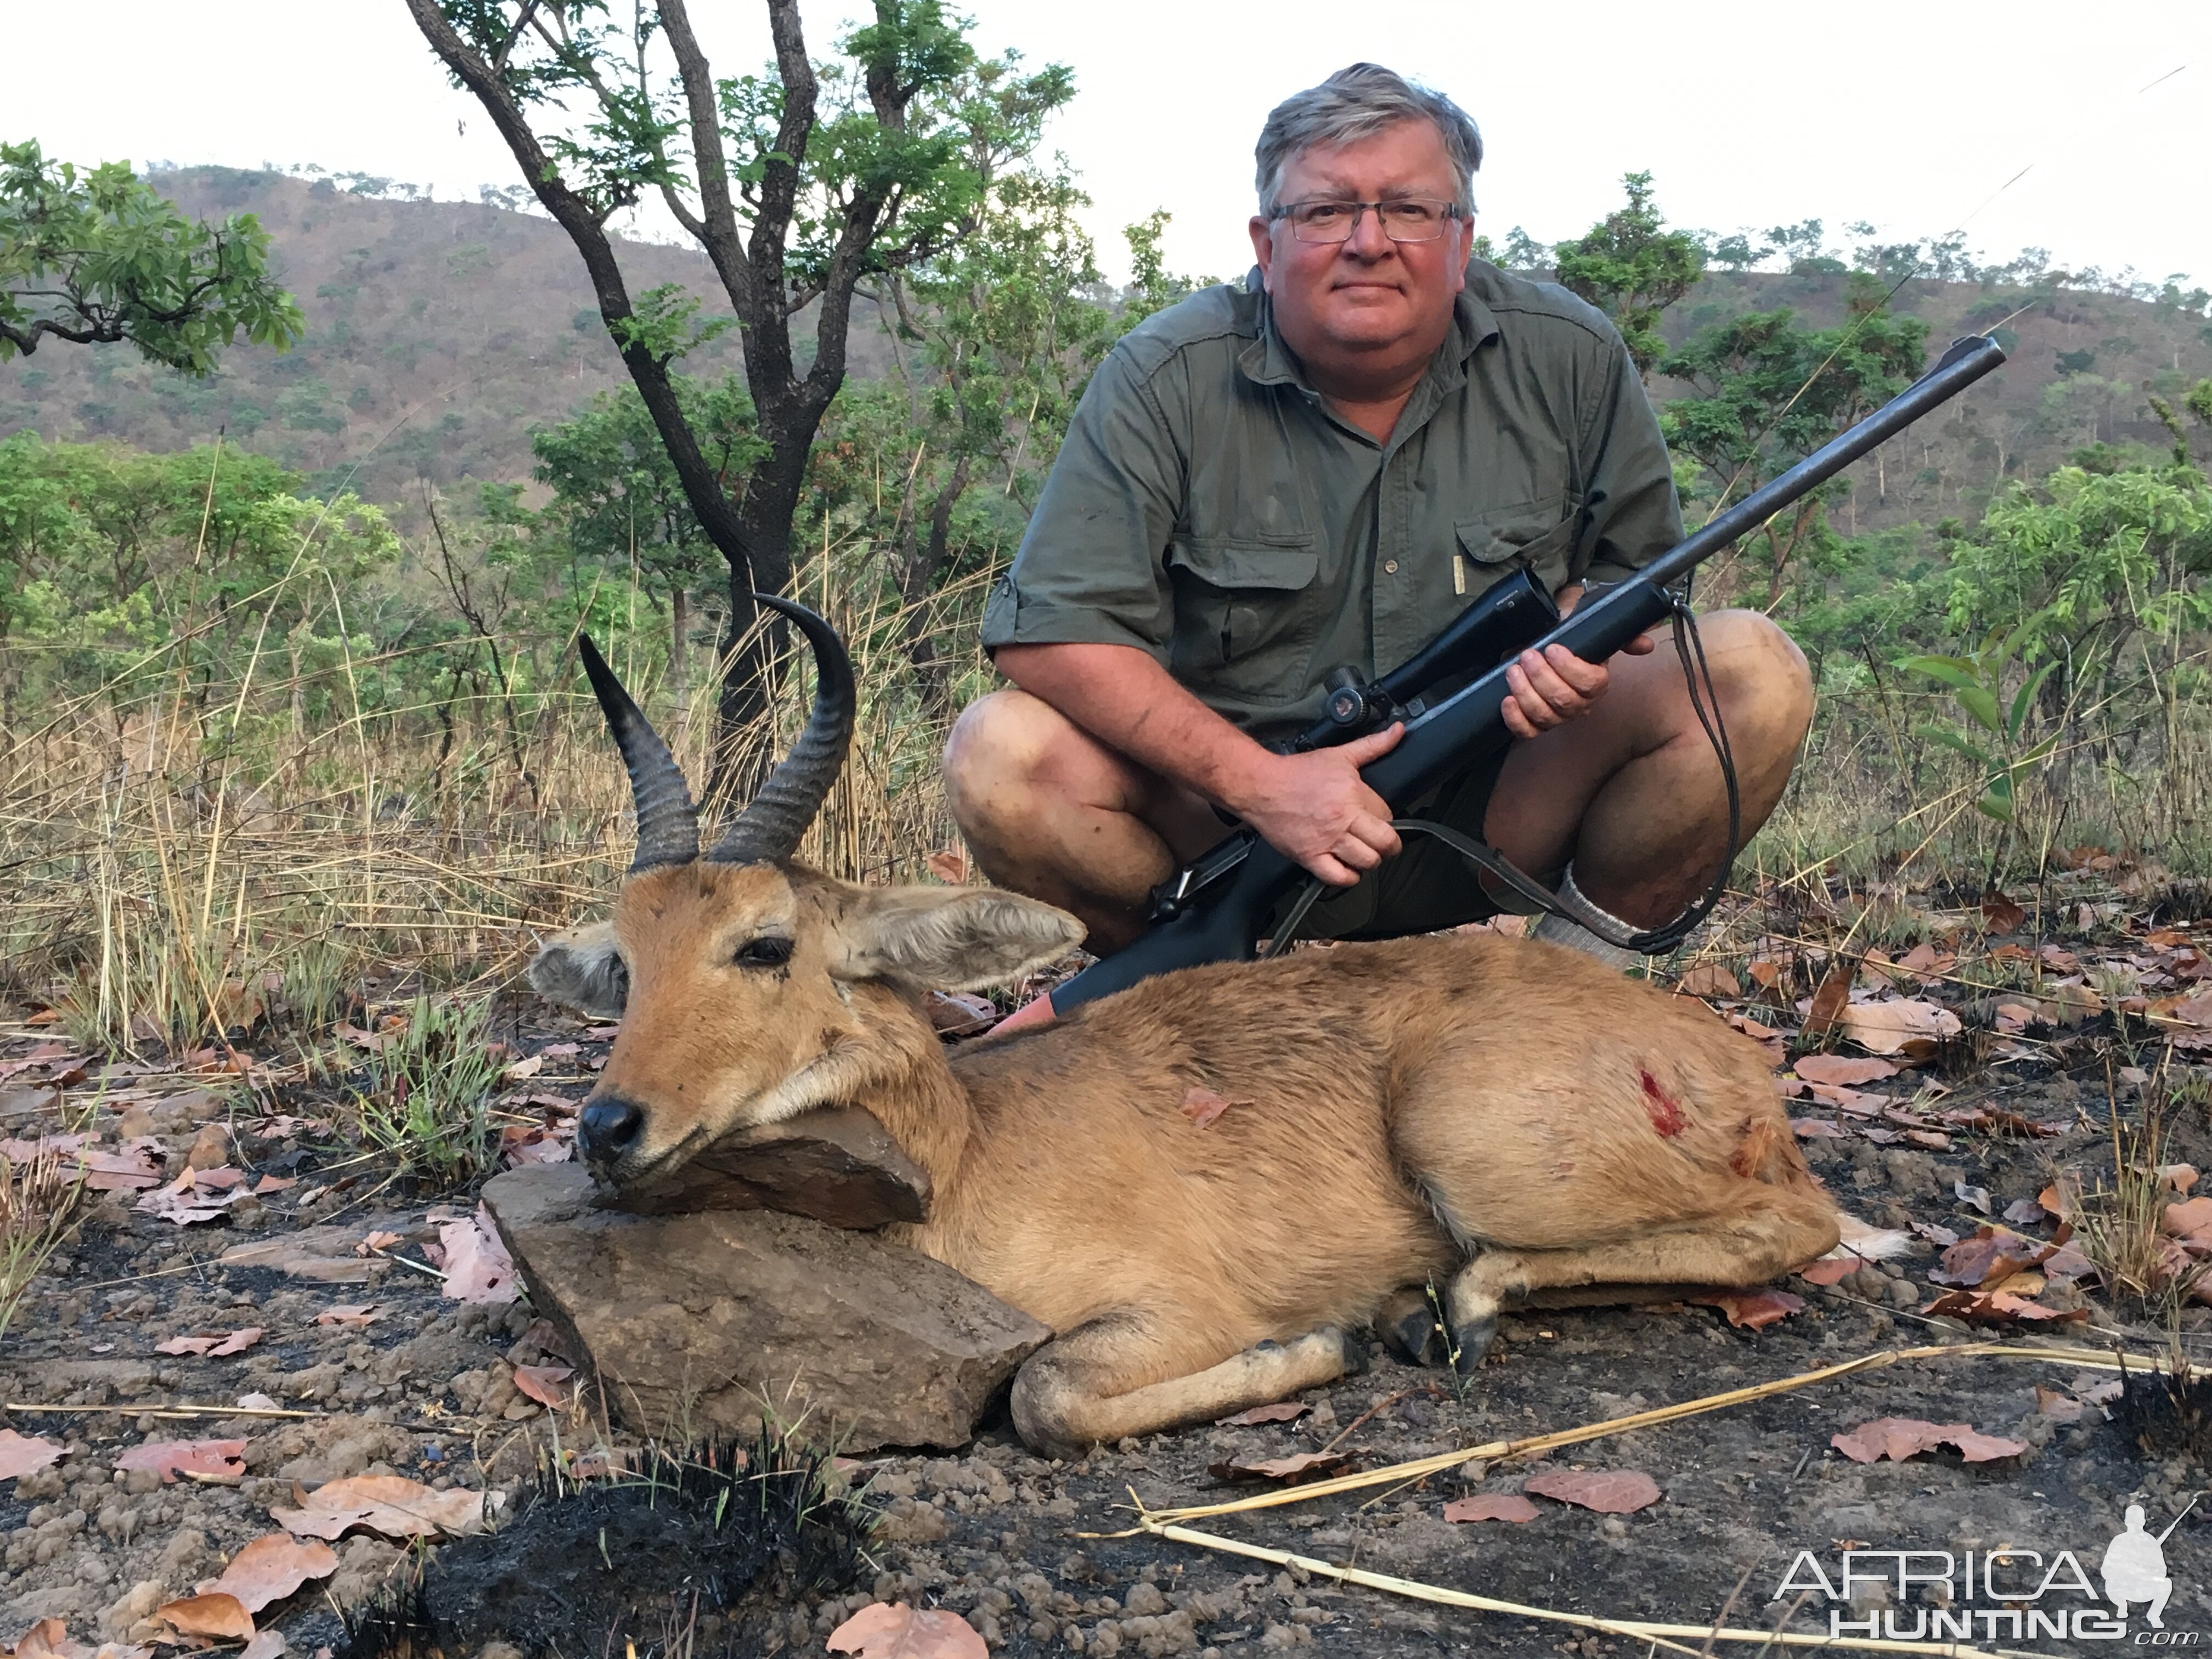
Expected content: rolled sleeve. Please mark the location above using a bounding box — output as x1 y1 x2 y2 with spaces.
980 349 1186 664
1570 334 1684 587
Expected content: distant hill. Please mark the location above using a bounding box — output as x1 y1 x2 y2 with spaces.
3 167 2208 529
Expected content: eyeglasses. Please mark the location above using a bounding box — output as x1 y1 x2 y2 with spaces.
1270 198 1464 244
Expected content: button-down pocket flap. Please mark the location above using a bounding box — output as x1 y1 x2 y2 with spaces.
1167 538 1320 590
1456 505 1573 567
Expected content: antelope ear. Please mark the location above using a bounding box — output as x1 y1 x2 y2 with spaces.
827 887 1085 992
527 919 630 1019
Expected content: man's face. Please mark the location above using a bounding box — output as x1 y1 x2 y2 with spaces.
1249 118 1466 376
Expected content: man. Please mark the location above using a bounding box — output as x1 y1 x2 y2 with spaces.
947 63 1813 961
2101 1505 2174 1629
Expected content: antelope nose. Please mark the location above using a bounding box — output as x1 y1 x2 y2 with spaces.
578 1096 645 1164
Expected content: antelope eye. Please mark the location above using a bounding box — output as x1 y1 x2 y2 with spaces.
733 936 794 969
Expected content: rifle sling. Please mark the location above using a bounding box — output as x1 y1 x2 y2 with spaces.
1264 601 1742 962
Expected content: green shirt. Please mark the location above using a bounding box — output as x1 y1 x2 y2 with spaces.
980 259 1684 737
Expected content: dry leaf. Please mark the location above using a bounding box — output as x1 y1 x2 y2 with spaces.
1928 1226 2051 1289
354 1229 402 1256
1839 1000 1962 1054
241 1632 287 1659
0 1429 63 1480
2034 1385 2086 1423
512 1364 573 1408
252 1174 298 1195
1215 1402 1310 1426
438 1207 518 1305
1981 894 2027 934
923 991 996 1035
1792 1055 1900 1086
1205 1450 1352 1484
1955 1181 1991 1215
505 1054 544 1080
157 1327 263 1358
1802 963 1853 1035
829 1602 988 1659
1796 1257 1858 1286
2166 1197 2212 1240
1443 1493 1539 1523
1831 1417 2027 1464
1523 1468 1661 1514
1922 1289 2089 1325
270 1474 487 1541
1180 1085 1237 1128
314 1304 381 1328
209 1532 338 1613
1677 964 1741 999
8 1620 71 1659
116 1438 247 1484
153 1593 255 1640
924 845 971 885
1689 1288 1804 1329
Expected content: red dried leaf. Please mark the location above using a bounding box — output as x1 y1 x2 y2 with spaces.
1180 1085 1237 1129
1523 1468 1661 1514
924 846 971 885
8 1617 73 1658
154 1592 255 1639
439 1208 519 1304
1831 1417 2026 1464
0 1429 63 1480
2165 1197 2212 1241
1841 1000 1962 1054
210 1532 339 1613
1922 1288 2089 1325
1689 1288 1805 1330
1792 1054 1900 1086
116 1438 247 1484
1982 895 2027 934
1796 1257 1858 1286
1205 1450 1352 1484
1802 963 1853 1035
512 1363 574 1408
314 1304 381 1328
1928 1226 2052 1289
1677 964 1741 999
829 1602 989 1659
270 1474 487 1541
1443 1493 1539 1523
1215 1402 1310 1426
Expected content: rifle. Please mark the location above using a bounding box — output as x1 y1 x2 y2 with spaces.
1028 332 2008 1021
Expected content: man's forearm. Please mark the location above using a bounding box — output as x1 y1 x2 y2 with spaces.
992 642 1272 810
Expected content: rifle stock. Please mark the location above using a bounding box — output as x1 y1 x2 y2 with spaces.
1042 334 2008 1017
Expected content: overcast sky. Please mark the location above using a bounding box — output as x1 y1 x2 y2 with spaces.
17 1 2210 289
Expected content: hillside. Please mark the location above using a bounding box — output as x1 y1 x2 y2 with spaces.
3 167 2209 526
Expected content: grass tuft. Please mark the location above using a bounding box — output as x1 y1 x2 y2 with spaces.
352 996 505 1189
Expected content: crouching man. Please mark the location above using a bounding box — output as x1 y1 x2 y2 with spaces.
945 63 1813 961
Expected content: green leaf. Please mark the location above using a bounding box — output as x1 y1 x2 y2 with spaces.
1914 723 1993 766
1954 684 2004 733
1900 654 1982 693
2006 661 2058 741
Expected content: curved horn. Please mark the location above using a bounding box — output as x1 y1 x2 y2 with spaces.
577 634 699 872
709 592 855 866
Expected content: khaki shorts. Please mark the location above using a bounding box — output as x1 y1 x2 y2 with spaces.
1271 747 1560 944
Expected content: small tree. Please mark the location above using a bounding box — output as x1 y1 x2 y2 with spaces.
404 0 1074 796
1 142 302 373
1551 172 1705 378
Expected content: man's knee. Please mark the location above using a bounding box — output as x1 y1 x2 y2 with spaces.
943 687 1085 835
1694 608 1814 758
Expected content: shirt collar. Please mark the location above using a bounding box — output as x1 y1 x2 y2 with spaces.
1235 264 1504 394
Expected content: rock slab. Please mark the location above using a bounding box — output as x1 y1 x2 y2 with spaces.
608 1105 930 1228
482 1164 1049 1451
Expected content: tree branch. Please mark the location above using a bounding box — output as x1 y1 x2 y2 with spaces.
653 0 755 315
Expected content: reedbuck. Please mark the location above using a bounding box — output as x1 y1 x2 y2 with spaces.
533 598 1858 1457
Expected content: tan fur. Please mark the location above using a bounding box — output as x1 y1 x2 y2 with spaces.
540 864 1839 1457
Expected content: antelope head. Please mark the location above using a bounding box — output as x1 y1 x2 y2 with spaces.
529 597 1083 1187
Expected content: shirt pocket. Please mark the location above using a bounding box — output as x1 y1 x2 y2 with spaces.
1455 498 1577 596
1164 535 1323 698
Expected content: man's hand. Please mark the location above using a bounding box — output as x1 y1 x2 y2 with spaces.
1222 723 1405 887
1500 586 1657 740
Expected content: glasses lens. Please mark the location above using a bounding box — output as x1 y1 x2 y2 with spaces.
1291 202 1355 242
1285 200 1454 243
1379 201 1445 240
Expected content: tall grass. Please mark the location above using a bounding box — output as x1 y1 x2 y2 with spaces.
0 523 987 1051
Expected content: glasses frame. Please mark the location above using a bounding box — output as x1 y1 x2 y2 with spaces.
1269 197 1466 245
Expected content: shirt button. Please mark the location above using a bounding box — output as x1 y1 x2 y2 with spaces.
1383 560 1400 574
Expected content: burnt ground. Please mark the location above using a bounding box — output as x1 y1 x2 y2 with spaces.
2 866 2210 1657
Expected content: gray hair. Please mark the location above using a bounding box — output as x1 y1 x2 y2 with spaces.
1254 64 1483 215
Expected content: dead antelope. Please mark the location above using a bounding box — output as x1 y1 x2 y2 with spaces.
533 598 1860 1458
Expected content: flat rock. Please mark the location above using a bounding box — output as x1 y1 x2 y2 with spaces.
483 1165 1047 1451
607 1105 929 1228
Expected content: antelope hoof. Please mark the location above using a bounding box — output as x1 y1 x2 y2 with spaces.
1336 1326 1370 1378
1375 1286 1442 1368
1448 1311 1498 1378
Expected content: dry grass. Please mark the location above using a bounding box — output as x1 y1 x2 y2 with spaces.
0 1148 87 1346
0 533 983 1051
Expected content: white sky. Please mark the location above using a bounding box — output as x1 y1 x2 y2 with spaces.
17 1 2211 289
